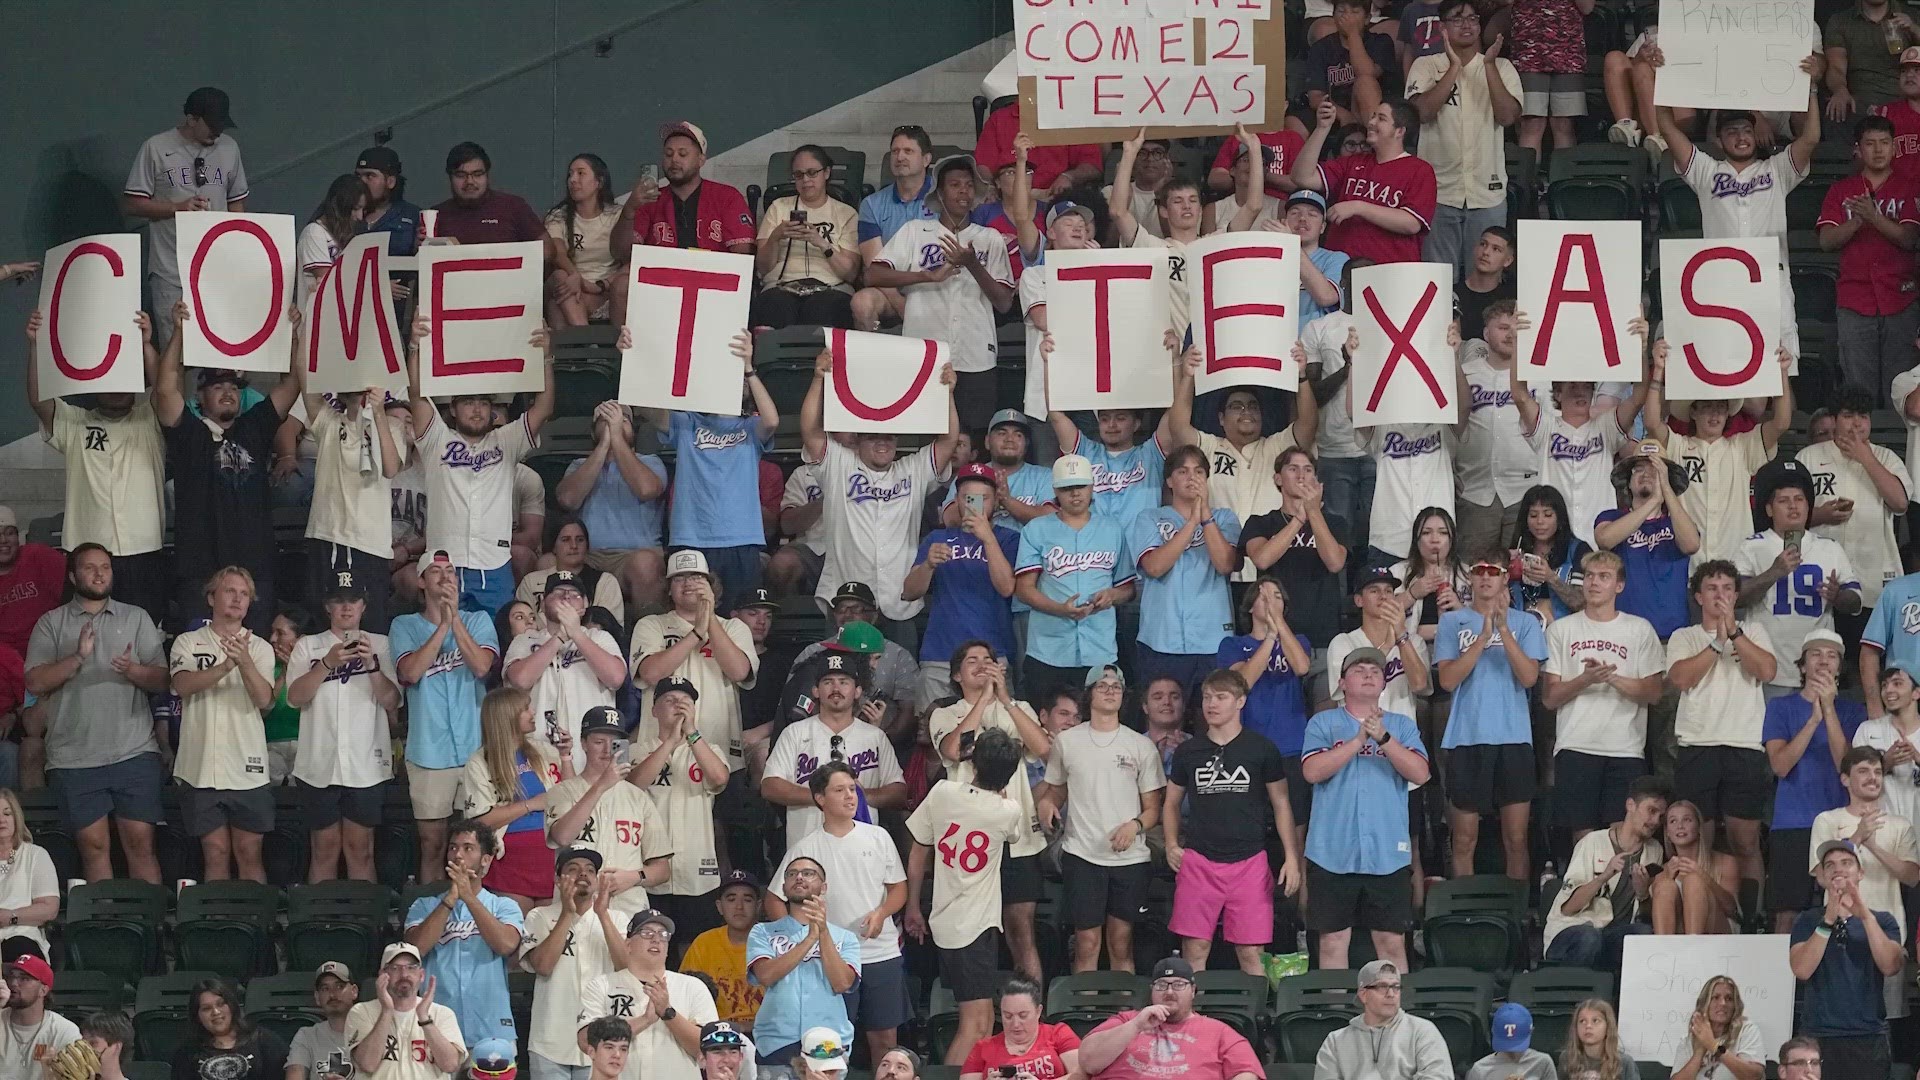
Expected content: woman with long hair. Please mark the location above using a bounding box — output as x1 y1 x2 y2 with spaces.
1135 444 1241 698
171 977 287 1080
1393 506 1469 644
1510 483 1590 623
957 976 1082 1080
752 144 862 329
454 686 571 912
0 790 58 950
1561 999 1641 1080
545 153 619 326
1650 800 1740 935
515 518 624 625
296 174 368 303
1670 975 1763 1080
1220 577 1315 854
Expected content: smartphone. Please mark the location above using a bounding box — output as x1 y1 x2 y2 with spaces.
639 164 659 186
790 209 808 224
963 492 989 516
1784 529 1804 551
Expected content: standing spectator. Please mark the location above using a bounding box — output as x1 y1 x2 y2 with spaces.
1077 957 1263 1080
284 574 400 884
754 145 862 330
1467 1003 1554 1080
391 550 500 884
1855 666 1920 832
1301 262 1376 542
1877 46 1920 180
23 545 167 884
771 451 831 599
1209 128 1308 204
1435 550 1546 881
554 402 668 612
1116 137 1174 239
403 820 526 1049
1764 631 1862 932
286 963 358 1080
1511 0 1593 154
171 977 287 1080
453 688 569 911
1596 442 1700 642
1165 347 1320 536
1819 117 1920 400
1790 839 1905 1078
1405 0 1523 275
0 955 78 1078
545 153 622 327
354 145 421 261
431 142 544 246
1543 777 1671 970
1238 451 1350 706
745 856 862 1070
345 943 465 1079
1454 303 1537 554
296 175 367 304
1825 0 1920 120
1130 447 1242 695
1219 579 1317 858
546 705 676 914
1507 486 1590 623
579 1019 632 1080
1016 457 1137 701
1044 397 1173 536
1290 99 1438 265
678 870 766 1034
1108 130 1267 341
263 609 303 786
631 550 759 771
973 101 1102 195
1801 387 1909 617
1513 357 1646 549
122 87 247 348
1285 193 1349 326
785 602 919 743
1808 747 1920 967
512 458 549 583
614 122 755 269
1302 649 1430 971
630 679 733 937
1305 0 1397 126
576 908 719 1080
1735 461 1862 699
169 567 277 882
907 468 1020 711
763 655 907 843
853 125 936 331
298 382 409 634
959 977 1081 1080
1328 570 1431 720
504 575 625 768
1398 0 1446 71
1142 676 1191 775
1359 347 1465 565
1455 227 1515 341
1035 666 1164 973
1312 960 1450 1079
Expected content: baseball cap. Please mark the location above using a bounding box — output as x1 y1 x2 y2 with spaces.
1150 956 1196 981
381 942 423 967
1286 189 1328 211
626 908 676 937
543 570 585 598
832 581 878 609
314 961 353 987
1341 646 1390 676
815 649 870 684
1610 438 1690 494
719 869 763 896
1755 458 1817 512
184 86 236 130
661 120 708 153
666 549 713 581
738 587 778 612
5 956 54 989
1490 1002 1533 1052
1052 453 1094 489
701 1020 748 1050
555 847 604 874
579 705 625 739
355 146 402 174
1816 838 1860 866
1801 629 1846 656
323 569 367 604
802 1027 850 1074
0 506 16 532
1904 46 1920 66
416 549 454 576
654 676 700 703
934 154 981 183
1047 201 1096 230
955 463 997 488
470 1037 518 1080
829 620 887 656
1352 567 1402 595
1357 958 1400 990
988 408 1030 431
197 368 250 391
1086 664 1126 689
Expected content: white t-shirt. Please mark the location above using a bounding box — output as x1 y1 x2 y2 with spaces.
815 439 948 622
1667 429 1770 566
1042 723 1165 866
576 969 718 1080
780 463 829 556
770 820 907 964
1327 629 1432 720
766 717 904 842
1404 52 1523 210
0 1008 79 1080
1455 352 1537 507
929 699 1048 858
545 777 672 896
1365 424 1455 559
502 628 621 770
417 413 537 571
1798 439 1908 607
170 627 275 790
344 1000 463 1080
308 397 407 557
1664 622 1775 750
1733 530 1859 688
520 901 618 1067
1302 311 1365 459
48 399 166 556
1545 610 1665 759
1525 408 1627 547
1810 806 1920 942
1666 1015 1765 1077
1856 719 1920 828
0 845 57 951
628 612 757 765
905 779 1025 948
876 220 1014 373
633 733 724 897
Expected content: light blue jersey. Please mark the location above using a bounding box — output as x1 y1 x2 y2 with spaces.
1433 608 1545 748
564 453 668 550
746 915 864 1053
940 461 1055 531
390 610 498 769
1301 707 1426 875
1017 511 1135 668
1129 506 1242 654
667 412 770 548
1068 430 1167 527
1866 571 1920 677
405 888 524 1045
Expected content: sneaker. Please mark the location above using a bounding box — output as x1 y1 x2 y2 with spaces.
1608 118 1644 147
1645 132 1669 162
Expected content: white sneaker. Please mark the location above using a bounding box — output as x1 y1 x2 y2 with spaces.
1645 132 1669 161
1609 118 1643 147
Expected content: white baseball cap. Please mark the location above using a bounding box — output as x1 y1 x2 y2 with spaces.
1801 629 1846 656
1052 454 1094 489
801 1027 849 1074
666 549 713 580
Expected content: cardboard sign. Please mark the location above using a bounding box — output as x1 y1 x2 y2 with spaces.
1043 248 1174 411
824 329 952 435
176 212 296 372
415 241 545 398
1655 0 1815 113
619 247 753 416
303 231 407 395
1016 0 1286 145
1189 230 1300 395
1659 237 1783 403
1517 220 1643 382
1620 935 1793 1064
35 234 144 398
1350 263 1456 427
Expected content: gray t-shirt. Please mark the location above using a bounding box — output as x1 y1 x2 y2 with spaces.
1466 1049 1558 1080
123 127 250 285
286 1020 352 1079
1042 722 1166 867
25 600 165 771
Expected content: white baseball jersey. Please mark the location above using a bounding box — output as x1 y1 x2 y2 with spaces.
1897 365 1920 502
502 628 620 770
1193 429 1299 524
169 627 274 791
576 970 717 1080
1734 530 1860 688
1456 351 1539 507
635 733 725 897
1798 440 1909 607
1525 409 1628 547
628 612 758 765
1129 230 1194 341
875 220 1014 373
417 413 537 571
929 699 1048 858
1302 311 1366 459
545 777 672 901
815 439 948 622
780 462 829 556
1682 146 1806 345
1366 424 1456 559
308 398 407 558
285 630 396 788
454 742 564 820
905 779 1025 948
1020 269 1050 418
766 717 904 842
48 400 166 556
519 901 616 1068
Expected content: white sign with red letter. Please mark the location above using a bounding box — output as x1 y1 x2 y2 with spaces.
35 234 144 398
1350 263 1456 427
1654 0 1815 113
416 240 545 397
825 329 952 435
1044 248 1173 411
1188 230 1299 395
303 231 408 394
619 247 753 416
1659 237 1783 402
175 212 295 373
1517 220 1642 382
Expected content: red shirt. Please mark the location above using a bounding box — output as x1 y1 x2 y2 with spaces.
1318 151 1437 264
632 180 756 252
430 190 544 245
975 103 1103 190
0 545 65 657
1818 172 1920 316
962 1023 1082 1080
0 643 20 717
1085 1012 1263 1080
1875 99 1920 182
1212 130 1308 198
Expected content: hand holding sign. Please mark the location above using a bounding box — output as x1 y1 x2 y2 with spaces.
619 247 753 416
1350 263 1457 427
1044 248 1173 411
1517 220 1643 382
304 231 406 395
1658 237 1784 402
176 212 295 372
416 240 545 397
1188 230 1301 395
823 329 954 435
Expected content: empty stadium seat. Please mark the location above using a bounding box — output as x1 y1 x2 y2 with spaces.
1403 968 1496 1075
1046 970 1147 1035
50 969 130 1014
66 879 171 986
1547 177 1641 221
1422 875 1527 975
1272 970 1359 1063
1510 967 1614 1054
174 879 282 979
1192 969 1267 1044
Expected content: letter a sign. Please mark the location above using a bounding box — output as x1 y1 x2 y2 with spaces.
825 329 952 435
1517 220 1642 382
1659 237 1782 402
1044 248 1172 411
1350 263 1456 427
620 247 753 416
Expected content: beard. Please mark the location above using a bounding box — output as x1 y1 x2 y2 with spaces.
73 580 111 601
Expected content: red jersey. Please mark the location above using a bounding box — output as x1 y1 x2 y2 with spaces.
430 190 544 245
960 1024 1082 1080
1818 172 1920 316
1318 151 1437 264
0 544 65 657
1873 99 1920 182
975 103 1103 190
632 180 756 252
1212 130 1309 198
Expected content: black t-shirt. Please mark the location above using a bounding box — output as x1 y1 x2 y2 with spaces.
1238 509 1350 647
741 641 799 733
172 1029 288 1080
1167 728 1287 863
163 398 282 564
1303 33 1401 112
1456 275 1516 342
671 186 703 251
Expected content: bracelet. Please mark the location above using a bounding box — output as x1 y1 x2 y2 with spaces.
1815 922 1832 936
420 1017 435 1026
685 730 703 745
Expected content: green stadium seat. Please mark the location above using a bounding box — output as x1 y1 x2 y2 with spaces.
134 971 222 1063
922 1066 963 1080
1548 143 1650 192
48 969 130 1014
1639 1065 1672 1080
66 879 170 986
124 1064 171 1080
284 879 394 978
1510 967 1614 1055
1272 970 1359 1063
1045 971 1148 1034
1547 177 1641 221
1791 263 1837 324
1422 876 1527 975
1264 1065 1317 1080
1787 179 1829 232
925 978 960 1058
1192 969 1268 1044
263 786 309 888
1403 968 1496 1075
175 879 282 979
1658 177 1701 234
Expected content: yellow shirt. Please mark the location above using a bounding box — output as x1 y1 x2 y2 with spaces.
679 926 762 1030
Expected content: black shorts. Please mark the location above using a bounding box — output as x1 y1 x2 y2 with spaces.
1674 745 1771 822
1062 853 1151 930
1305 862 1413 935
1448 743 1538 814
1551 751 1647 832
1769 828 1816 914
1280 755 1313 829
940 927 1002 1003
844 954 912 1031
299 780 385 829
178 784 276 838
1002 853 1044 906
1025 661 1091 709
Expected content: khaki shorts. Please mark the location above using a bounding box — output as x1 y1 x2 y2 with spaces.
585 548 654 575
406 762 464 820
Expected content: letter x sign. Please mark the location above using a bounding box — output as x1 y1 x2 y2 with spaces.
1350 263 1456 427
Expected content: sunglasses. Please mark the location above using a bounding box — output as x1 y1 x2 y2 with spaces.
1470 562 1506 576
193 157 208 187
829 734 845 762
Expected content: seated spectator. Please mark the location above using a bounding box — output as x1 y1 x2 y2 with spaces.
286 963 358 1080
1650 801 1739 935
1790 840 1904 1077
74 1011 136 1080
610 121 755 321
503 573 626 765
512 458 548 582
908 468 1020 711
1764 631 1860 933
972 98 1101 195
698 1022 755 1080
746 856 862 1071
296 174 367 304
346 943 465 1078
519 519 626 627
1603 18 1670 155
1466 1003 1553 1080
0 954 77 1075
960 977 1081 1080
454 687 569 911
1077 957 1263 1080
404 820 524 1050
785 591 925 744
678 870 767 1035
853 125 936 330
0 790 52 951
1543 777 1671 971
577 907 718 1080
173 976 287 1080
1777 1039 1822 1080
553 402 668 612
1507 486 1590 622
628 678 731 936
1559 999 1638 1080
754 144 861 330
433 141 545 246
545 153 622 326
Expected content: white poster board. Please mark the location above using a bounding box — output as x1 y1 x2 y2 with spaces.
1517 220 1643 382
1045 248 1174 411
303 231 408 395
1620 934 1794 1065
1189 230 1300 395
1350 263 1456 427
176 212 296 372
1654 0 1816 112
619 247 754 416
35 234 145 398
824 329 952 435
415 241 545 398
1659 237 1784 402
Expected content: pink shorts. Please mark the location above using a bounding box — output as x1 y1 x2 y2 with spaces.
1169 849 1274 945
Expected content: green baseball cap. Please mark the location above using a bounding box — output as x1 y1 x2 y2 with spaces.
829 620 887 656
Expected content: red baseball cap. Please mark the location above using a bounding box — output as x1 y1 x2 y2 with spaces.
6 955 53 988
955 463 997 485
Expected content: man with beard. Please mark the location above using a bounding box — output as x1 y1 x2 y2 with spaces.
746 856 862 1073
346 943 464 1079
504 574 625 772
786 587 918 740
25 309 169 623
630 681 733 940
24 545 167 884
522 849 623 1079
1078 957 1262 1080
0 955 80 1080
429 142 543 246
403 821 525 1050
547 705 678 914
286 963 360 1080
940 413 1054 531
764 654 907 843
577 909 719 1080
154 301 302 633
614 122 756 260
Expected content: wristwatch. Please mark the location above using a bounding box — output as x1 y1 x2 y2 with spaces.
661 1007 679 1021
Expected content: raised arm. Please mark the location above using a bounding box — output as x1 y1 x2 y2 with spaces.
1222 127 1267 233
1290 101 1338 193
1109 130 1147 244
800 349 831 463
153 303 188 427
1008 134 1042 263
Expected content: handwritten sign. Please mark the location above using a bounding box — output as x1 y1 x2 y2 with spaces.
1517 220 1642 382
303 231 407 395
825 329 952 435
1620 935 1793 1065
1654 0 1815 112
1659 237 1783 403
1188 230 1300 395
1044 248 1174 411
415 241 544 397
1350 263 1456 427
35 234 144 398
619 247 753 416
176 212 295 373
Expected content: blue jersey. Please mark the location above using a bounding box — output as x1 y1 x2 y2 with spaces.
856 176 936 246
1598 508 1692 638
1017 511 1135 668
1216 633 1314 755
565 453 667 551
940 461 1055 531
1433 608 1545 748
390 610 497 769
747 915 864 1052
1302 246 1349 325
1865 571 1920 676
365 199 422 258
1763 694 1864 829
1130 506 1241 654
1301 707 1426 874
916 526 1020 661
405 888 524 1044
667 412 770 548
1068 431 1167 527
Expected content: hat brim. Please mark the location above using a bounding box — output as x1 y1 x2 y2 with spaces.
1610 456 1690 495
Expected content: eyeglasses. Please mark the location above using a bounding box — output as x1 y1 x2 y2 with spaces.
1363 982 1402 993
829 734 846 762
785 866 824 880
453 167 488 180
1444 13 1481 24
1223 400 1261 413
791 167 828 181
631 926 672 941
1139 147 1171 159
1151 979 1192 991
193 157 208 187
